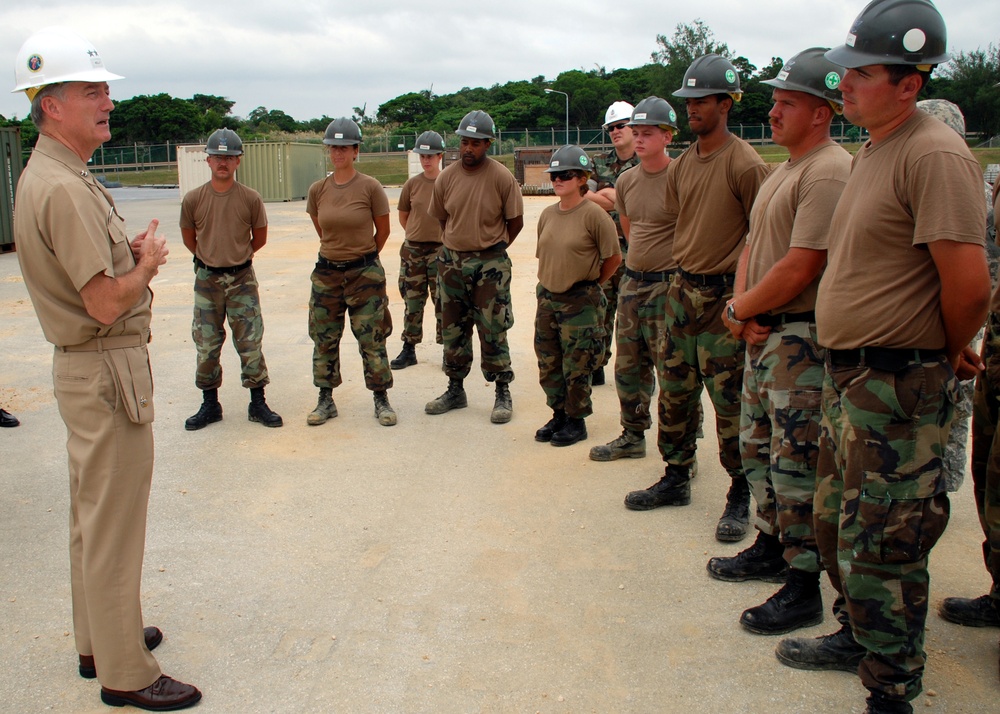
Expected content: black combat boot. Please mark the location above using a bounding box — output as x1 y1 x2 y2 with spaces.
938 594 1000 627
307 388 337 425
716 475 751 542
775 623 866 673
740 569 823 635
624 466 690 510
591 366 605 386
535 409 567 442
551 416 587 447
706 531 787 582
248 387 283 427
491 382 513 424
185 389 223 431
390 343 417 370
373 390 397 426
425 378 468 415
865 691 913 714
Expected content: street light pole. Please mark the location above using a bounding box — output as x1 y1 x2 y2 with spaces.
544 88 569 145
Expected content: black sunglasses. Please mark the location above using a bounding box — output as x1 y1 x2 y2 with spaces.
550 171 581 182
606 122 629 132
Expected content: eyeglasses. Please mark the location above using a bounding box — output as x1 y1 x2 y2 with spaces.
606 123 629 132
550 171 579 182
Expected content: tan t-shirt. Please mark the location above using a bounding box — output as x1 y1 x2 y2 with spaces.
180 181 267 267
745 142 851 315
816 110 987 349
399 174 442 244
669 135 768 275
14 135 151 347
536 199 620 293
428 158 523 251
306 172 389 261
615 163 677 272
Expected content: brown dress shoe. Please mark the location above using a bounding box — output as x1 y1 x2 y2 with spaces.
101 675 201 711
78 626 164 679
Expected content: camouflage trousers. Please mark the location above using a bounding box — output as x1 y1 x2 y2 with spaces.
741 321 824 573
397 240 443 346
308 259 393 392
971 314 1000 599
192 263 269 390
815 356 956 702
437 245 514 383
943 373 974 492
534 282 606 419
661 273 744 475
598 238 628 368
615 275 672 443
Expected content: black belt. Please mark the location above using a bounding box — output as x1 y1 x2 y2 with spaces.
316 251 377 271
827 347 944 372
625 267 674 282
677 268 735 287
756 311 815 327
194 256 252 274
446 242 507 257
568 279 599 291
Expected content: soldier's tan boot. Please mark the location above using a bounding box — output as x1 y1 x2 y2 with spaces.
589 429 645 461
307 387 337 425
373 390 397 426
425 378 467 415
491 382 512 424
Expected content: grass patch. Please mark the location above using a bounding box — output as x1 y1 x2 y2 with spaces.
102 168 179 186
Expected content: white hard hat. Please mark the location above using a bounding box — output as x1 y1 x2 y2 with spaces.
603 101 634 128
12 26 123 101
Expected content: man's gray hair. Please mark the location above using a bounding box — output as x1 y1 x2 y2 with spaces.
29 83 69 129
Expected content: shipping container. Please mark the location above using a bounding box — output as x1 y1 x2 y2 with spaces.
177 144 211 198
0 127 23 252
241 142 326 202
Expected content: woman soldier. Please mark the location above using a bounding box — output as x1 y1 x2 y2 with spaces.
534 145 622 446
390 130 446 370
306 118 396 426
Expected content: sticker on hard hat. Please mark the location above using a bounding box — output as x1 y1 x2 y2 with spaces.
634 113 647 120
419 144 430 150
578 156 589 166
845 32 857 48
776 70 790 81
725 70 736 84
669 110 677 122
27 54 43 73
825 72 841 90
335 133 344 139
550 160 561 167
687 79 697 86
468 125 477 132
903 29 927 52
219 141 228 151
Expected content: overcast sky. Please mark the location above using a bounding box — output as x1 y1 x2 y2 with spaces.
1 0 995 128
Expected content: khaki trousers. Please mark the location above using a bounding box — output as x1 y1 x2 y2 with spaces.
54 347 161 691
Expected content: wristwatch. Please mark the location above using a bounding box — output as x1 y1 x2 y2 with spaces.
726 302 746 326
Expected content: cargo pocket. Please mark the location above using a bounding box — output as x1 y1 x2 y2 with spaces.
106 346 155 424
852 471 949 564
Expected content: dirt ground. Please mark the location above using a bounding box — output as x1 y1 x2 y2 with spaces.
0 187 997 713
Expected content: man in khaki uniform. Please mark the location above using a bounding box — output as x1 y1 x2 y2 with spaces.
12 27 201 711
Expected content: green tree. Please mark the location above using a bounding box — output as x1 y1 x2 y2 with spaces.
190 94 235 117
376 92 434 128
112 93 203 144
932 44 1000 137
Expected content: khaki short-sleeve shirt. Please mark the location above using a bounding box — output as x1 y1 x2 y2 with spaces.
180 181 266 267
745 142 851 315
816 111 987 349
399 174 442 244
428 158 523 251
15 135 151 347
306 172 390 261
615 163 677 272
536 199 620 293
669 135 768 275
